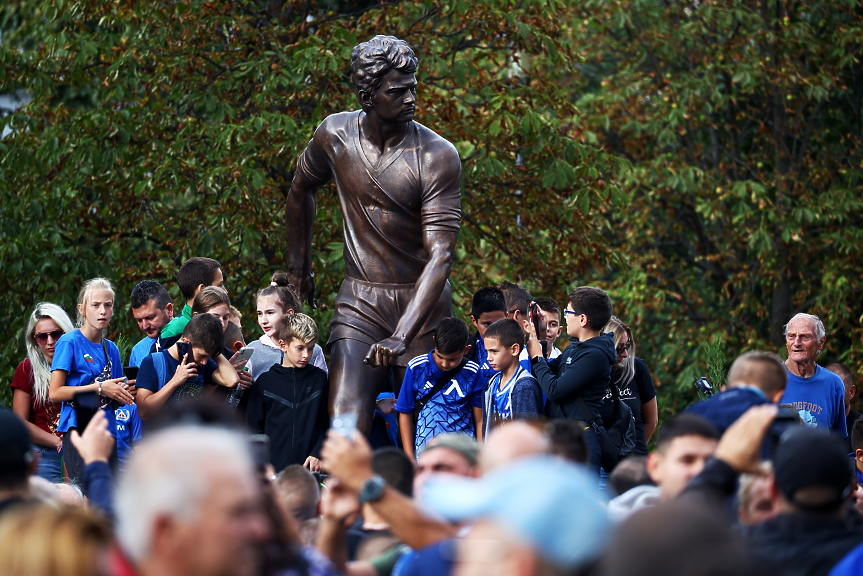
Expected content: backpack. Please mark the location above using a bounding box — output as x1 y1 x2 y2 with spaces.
575 383 636 472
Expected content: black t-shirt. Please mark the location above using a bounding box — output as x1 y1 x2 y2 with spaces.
599 358 657 455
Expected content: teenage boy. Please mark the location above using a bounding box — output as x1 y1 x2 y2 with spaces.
499 281 534 372
129 280 175 367
246 313 329 473
526 286 617 473
481 318 543 438
534 297 563 359
465 287 507 382
395 318 484 461
135 314 239 420
159 257 224 346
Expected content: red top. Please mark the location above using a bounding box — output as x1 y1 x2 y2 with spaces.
11 359 62 439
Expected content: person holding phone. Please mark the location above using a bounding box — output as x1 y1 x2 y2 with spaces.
135 314 239 420
49 278 134 484
11 303 75 482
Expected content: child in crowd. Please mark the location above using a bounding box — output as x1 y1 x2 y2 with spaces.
49 278 134 484
465 286 507 382
395 318 484 460
246 313 329 473
852 419 863 485
535 297 563 359
482 318 544 438
224 321 246 354
158 257 225 349
229 305 243 329
498 281 534 372
135 314 239 420
526 286 617 473
114 403 142 472
247 272 327 382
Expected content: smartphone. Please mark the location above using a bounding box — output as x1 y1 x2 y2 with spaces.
529 301 543 336
233 346 255 364
331 412 358 438
248 434 271 473
74 390 100 431
123 365 139 380
176 341 193 363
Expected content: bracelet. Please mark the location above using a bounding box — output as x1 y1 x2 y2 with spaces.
98 381 103 396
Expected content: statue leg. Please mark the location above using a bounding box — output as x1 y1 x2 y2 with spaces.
329 338 393 436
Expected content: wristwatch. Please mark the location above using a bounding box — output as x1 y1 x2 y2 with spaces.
358 475 387 504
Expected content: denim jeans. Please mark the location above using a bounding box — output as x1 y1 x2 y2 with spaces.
583 423 605 476
34 444 64 483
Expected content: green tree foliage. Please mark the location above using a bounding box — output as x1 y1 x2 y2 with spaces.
574 1 863 414
0 0 623 403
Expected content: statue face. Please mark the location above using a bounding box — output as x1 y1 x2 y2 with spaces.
368 68 417 123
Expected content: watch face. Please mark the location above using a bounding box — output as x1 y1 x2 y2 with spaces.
361 475 386 503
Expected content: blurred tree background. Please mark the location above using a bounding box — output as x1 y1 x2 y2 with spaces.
1 0 861 418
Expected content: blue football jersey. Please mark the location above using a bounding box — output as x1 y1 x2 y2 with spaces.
395 351 484 454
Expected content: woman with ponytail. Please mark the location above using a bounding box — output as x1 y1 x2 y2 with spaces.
11 303 75 482
248 272 327 381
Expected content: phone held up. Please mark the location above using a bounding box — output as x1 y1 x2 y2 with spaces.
74 390 101 431
177 341 193 364
331 412 358 438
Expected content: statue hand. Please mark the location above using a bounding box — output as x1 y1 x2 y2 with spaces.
288 271 317 310
363 336 407 367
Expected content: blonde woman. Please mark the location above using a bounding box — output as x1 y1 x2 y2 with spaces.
11 303 74 482
0 505 112 576
601 316 658 455
49 277 134 484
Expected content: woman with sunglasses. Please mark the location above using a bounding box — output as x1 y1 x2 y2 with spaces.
601 316 659 455
10 303 75 482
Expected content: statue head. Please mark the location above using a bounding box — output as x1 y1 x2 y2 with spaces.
351 36 418 107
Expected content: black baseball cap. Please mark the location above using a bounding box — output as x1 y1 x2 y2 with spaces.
773 426 852 511
0 410 33 478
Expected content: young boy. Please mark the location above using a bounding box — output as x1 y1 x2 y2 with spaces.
498 281 534 372
527 286 616 473
395 318 484 460
465 287 507 382
158 257 225 349
136 314 239 420
535 297 563 359
246 313 329 473
481 318 544 438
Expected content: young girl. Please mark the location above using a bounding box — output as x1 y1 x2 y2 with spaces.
11 303 75 482
247 272 327 381
49 277 134 483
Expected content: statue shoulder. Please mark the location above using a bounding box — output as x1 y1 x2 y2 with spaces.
312 110 360 138
414 122 461 172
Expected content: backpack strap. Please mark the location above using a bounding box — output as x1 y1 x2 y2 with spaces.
152 352 169 391
414 358 469 421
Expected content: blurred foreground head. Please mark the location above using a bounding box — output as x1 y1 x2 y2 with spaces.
424 455 608 576
116 425 269 576
599 502 754 576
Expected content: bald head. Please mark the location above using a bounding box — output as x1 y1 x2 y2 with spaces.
727 351 787 402
481 422 550 473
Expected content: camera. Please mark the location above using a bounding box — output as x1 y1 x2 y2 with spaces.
694 376 714 398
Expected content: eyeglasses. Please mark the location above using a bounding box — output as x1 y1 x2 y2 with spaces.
34 330 64 344
616 341 633 354
563 310 588 321
507 308 528 317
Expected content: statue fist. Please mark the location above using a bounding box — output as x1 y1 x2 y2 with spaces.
363 336 408 367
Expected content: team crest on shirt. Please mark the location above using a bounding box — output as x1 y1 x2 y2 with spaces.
116 408 130 422
84 353 95 364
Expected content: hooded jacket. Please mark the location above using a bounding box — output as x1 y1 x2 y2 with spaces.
532 332 617 425
245 363 329 472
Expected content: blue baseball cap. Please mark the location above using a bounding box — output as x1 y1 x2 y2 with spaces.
421 455 609 569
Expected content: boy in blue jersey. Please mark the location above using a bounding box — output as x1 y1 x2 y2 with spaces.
395 318 484 461
114 403 143 471
481 319 543 438
465 287 507 382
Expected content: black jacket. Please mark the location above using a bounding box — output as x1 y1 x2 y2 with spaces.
532 333 616 424
246 364 329 473
684 459 863 576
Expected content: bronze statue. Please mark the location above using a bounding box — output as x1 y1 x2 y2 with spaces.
286 35 461 433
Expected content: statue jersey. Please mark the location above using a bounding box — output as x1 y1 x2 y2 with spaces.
293 110 462 284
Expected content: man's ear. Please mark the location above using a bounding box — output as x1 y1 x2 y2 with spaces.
165 302 174 319
469 315 478 329
358 90 374 109
851 385 857 401
855 448 863 462
771 389 785 403
646 451 663 484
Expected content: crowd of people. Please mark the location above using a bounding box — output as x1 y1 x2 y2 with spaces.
1 256 862 576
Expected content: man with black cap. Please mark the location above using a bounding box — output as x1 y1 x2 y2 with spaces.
684 405 863 576
0 410 38 516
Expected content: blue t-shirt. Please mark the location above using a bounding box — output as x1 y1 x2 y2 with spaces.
781 364 847 436
52 330 123 435
829 541 863 576
491 365 533 419
394 351 484 454
136 349 218 408
129 336 157 368
114 403 143 470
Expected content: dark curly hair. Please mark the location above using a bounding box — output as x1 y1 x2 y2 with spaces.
351 35 418 103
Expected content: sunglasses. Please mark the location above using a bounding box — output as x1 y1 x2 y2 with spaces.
616 341 633 354
34 330 64 344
